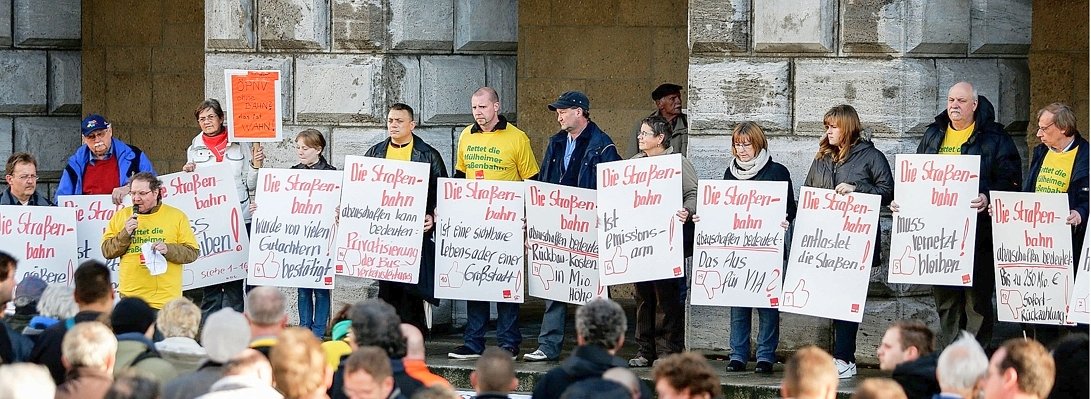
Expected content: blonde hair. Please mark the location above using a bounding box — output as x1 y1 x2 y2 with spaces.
271 327 328 398
817 104 863 164
784 346 838 398
156 297 201 339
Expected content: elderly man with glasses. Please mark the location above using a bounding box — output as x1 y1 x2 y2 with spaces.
2 152 52 206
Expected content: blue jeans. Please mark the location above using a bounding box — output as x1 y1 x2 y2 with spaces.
535 300 567 358
832 319 858 362
297 288 331 338
464 300 521 352
729 306 779 363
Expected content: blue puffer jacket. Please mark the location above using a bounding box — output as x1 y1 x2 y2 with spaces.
55 137 156 203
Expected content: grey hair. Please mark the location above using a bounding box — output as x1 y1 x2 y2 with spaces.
575 298 627 350
936 331 988 391
62 321 117 369
37 284 78 319
245 286 286 326
0 363 56 398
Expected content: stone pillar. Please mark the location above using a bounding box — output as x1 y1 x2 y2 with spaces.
1028 0 1088 144
686 0 1032 366
205 0 518 327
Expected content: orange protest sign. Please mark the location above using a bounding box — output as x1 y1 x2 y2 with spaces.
225 70 282 142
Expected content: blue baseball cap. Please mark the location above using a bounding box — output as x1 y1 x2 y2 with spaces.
81 114 110 136
547 91 590 112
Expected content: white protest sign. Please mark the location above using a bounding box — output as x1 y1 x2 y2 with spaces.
333 156 429 283
0 206 79 286
59 195 125 292
990 191 1073 325
692 180 788 308
160 164 250 289
596 154 684 285
781 187 881 322
249 168 342 289
889 155 980 286
434 179 525 303
525 181 605 305
1068 228 1090 324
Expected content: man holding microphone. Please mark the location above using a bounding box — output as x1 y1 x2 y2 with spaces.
102 172 199 309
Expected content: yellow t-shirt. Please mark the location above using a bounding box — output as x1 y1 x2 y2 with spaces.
386 141 413 161
939 122 975 155
455 122 539 182
103 204 198 309
1035 147 1078 193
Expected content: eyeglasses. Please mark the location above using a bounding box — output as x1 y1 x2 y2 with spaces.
1037 122 1055 131
733 142 753 148
8 174 37 181
131 190 155 196
197 116 220 123
637 131 657 138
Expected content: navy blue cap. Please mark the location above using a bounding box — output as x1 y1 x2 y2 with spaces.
547 91 590 111
81 114 110 136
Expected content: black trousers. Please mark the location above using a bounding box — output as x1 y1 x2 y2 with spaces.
633 277 686 358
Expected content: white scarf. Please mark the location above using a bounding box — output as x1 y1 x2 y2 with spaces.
729 149 770 180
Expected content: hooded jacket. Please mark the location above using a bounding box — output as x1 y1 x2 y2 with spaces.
917 95 1022 197
532 345 629 399
56 137 156 203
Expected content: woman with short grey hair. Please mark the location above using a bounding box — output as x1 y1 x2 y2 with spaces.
154 297 208 374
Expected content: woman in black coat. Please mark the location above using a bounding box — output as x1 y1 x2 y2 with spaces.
803 105 893 378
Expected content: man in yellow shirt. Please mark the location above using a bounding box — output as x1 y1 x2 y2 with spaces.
907 81 1022 350
363 103 449 335
448 87 538 360
102 172 198 309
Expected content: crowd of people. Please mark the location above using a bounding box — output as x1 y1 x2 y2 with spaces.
0 80 1086 398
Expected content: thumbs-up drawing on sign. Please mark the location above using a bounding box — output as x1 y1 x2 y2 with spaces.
532 262 555 290
891 247 916 276
603 247 629 275
693 269 723 299
999 289 1025 319
253 252 281 279
438 262 465 288
783 279 810 308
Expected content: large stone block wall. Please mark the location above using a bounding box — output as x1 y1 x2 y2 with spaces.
81 0 205 174
0 0 83 195
686 0 1033 366
1027 0 1088 146
205 0 518 324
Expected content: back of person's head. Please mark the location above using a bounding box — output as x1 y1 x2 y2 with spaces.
73 260 113 306
603 367 641 399
104 370 159 399
343 346 395 399
328 303 353 338
561 378 631 399
1048 333 1089 399
37 284 78 319
890 320 935 355
156 297 200 339
270 327 329 399
245 287 287 327
12 275 46 309
349 299 406 358
399 323 426 360
471 347 517 394
62 321 118 372
110 297 157 336
936 332 988 395
223 348 273 383
851 378 907 399
0 363 55 399
575 297 626 350
652 352 722 399
783 346 838 399
410 385 459 399
201 308 252 363
994 338 1055 398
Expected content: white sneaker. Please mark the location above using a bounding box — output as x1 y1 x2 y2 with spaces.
834 359 857 379
523 349 553 362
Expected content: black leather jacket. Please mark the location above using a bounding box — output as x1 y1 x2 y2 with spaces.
363 134 449 214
